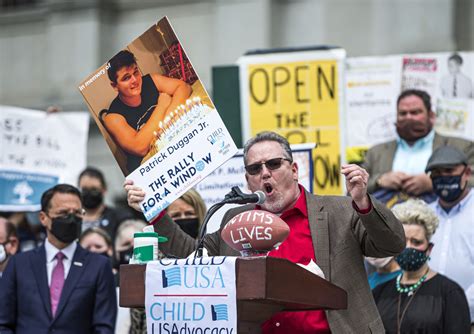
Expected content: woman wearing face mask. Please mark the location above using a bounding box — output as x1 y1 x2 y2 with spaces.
372 199 470 334
79 227 115 278
79 227 113 258
166 189 207 239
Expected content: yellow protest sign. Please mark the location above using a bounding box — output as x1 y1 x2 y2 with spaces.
239 50 345 195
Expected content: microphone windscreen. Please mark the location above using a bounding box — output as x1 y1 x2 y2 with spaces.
254 191 266 205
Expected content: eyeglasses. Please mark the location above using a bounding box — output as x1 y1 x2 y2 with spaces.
48 208 86 219
245 157 292 175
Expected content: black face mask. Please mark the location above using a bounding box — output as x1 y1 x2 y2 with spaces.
432 174 465 202
395 118 431 142
118 247 133 265
82 189 104 209
396 246 431 272
50 214 82 243
175 218 200 239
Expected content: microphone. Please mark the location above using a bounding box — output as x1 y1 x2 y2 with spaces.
221 187 266 205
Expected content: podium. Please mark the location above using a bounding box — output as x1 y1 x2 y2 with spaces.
120 257 347 333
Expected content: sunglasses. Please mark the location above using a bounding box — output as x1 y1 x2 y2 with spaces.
245 157 292 175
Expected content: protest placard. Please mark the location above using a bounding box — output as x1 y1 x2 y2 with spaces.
0 106 89 211
238 49 346 195
344 56 402 162
345 51 474 163
78 17 237 221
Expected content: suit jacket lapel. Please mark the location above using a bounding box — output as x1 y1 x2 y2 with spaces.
30 245 53 319
53 245 87 320
306 192 330 280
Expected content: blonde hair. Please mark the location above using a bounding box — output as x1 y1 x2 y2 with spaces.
391 199 439 241
175 189 207 227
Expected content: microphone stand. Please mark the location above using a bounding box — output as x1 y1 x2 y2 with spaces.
194 186 244 258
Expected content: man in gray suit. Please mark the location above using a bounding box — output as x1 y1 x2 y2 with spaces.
363 89 474 198
125 131 405 333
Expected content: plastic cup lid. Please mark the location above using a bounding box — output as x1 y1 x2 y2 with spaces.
133 232 168 243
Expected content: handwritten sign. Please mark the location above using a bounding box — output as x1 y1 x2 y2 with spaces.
0 106 89 211
239 49 346 195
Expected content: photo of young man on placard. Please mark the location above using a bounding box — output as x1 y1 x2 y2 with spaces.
103 49 192 174
79 18 214 176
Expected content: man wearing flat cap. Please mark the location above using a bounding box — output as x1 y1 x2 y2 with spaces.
426 145 474 324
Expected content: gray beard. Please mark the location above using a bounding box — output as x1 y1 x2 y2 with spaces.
261 191 285 214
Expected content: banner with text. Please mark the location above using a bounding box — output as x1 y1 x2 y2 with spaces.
0 106 89 211
78 17 237 221
238 49 346 195
145 257 237 334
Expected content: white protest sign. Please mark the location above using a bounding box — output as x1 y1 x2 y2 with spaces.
433 51 474 141
344 51 474 162
345 56 402 149
145 257 237 334
0 106 89 211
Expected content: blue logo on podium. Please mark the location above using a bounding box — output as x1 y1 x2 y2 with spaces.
162 267 181 288
211 304 228 321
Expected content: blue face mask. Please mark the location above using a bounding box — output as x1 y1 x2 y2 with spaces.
432 173 465 202
396 247 430 272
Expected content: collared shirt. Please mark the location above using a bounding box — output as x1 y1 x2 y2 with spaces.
44 239 77 286
429 189 474 320
262 185 331 333
392 129 435 175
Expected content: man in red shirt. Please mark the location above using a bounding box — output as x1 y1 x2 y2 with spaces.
125 131 405 333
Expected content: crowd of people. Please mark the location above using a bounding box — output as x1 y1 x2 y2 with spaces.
0 88 472 333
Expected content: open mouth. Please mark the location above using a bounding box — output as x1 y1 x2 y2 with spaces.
263 183 274 195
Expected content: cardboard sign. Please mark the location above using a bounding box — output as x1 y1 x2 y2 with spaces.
78 17 237 221
238 49 346 195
